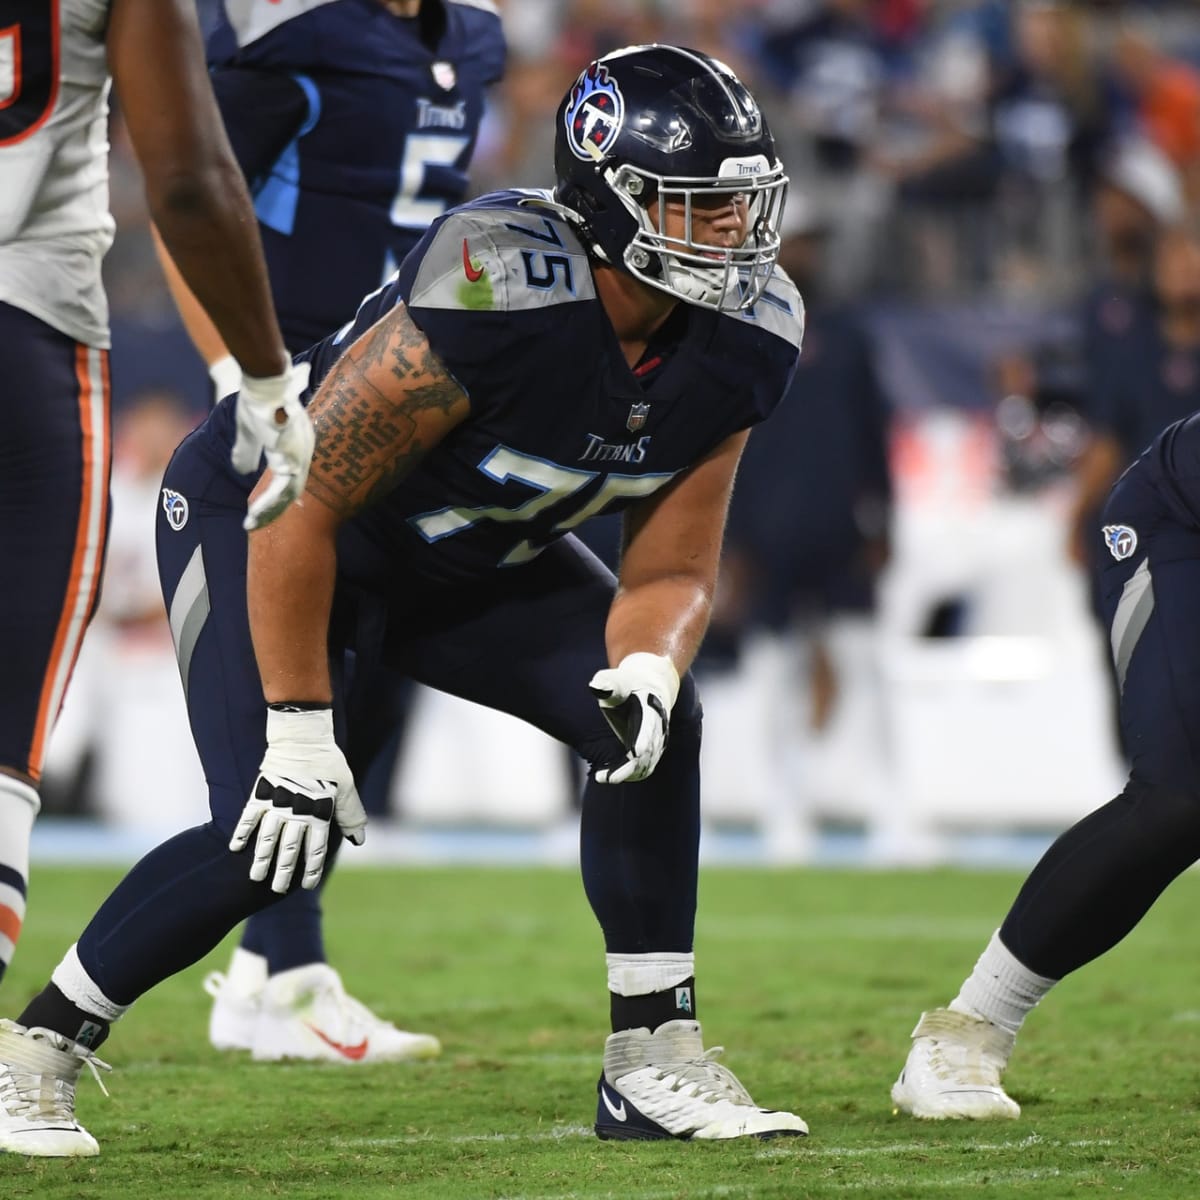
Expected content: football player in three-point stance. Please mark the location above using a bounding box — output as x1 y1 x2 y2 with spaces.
156 0 505 1069
0 0 309 1014
0 44 811 1155
893 409 1200 1119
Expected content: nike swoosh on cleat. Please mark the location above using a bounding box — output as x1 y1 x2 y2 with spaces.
305 1023 369 1060
462 238 485 282
600 1086 627 1122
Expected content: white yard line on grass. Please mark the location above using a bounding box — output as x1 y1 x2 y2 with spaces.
332 1129 1116 1155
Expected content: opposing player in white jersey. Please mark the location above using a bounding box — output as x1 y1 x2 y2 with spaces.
0 0 313 989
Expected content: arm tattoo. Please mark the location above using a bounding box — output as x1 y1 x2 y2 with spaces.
304 305 468 518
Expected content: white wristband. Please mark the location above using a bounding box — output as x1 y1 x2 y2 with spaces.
265 706 335 747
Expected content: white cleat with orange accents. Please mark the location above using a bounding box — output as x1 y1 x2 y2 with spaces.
208 961 441 1064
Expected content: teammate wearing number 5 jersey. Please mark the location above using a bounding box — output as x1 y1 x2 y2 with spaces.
0 0 309 999
155 0 505 1067
194 0 505 355
2 46 810 1156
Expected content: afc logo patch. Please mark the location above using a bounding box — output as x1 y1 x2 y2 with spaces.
162 488 189 532
1102 524 1137 561
564 62 624 162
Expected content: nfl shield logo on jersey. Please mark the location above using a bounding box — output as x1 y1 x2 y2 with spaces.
1102 524 1137 561
626 402 650 432
162 488 189 532
432 61 456 91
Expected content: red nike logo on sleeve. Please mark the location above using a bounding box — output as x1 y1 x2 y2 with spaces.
462 238 486 282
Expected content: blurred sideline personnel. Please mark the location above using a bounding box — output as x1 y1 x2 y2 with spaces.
1068 144 1187 569
0 45 810 1156
155 0 505 1067
0 0 311 990
893 400 1200 1118
721 192 891 726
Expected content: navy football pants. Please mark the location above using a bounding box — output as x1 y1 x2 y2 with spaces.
0 304 110 782
74 432 702 1004
1001 459 1200 977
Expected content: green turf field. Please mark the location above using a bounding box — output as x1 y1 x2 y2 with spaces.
3 865 1199 1198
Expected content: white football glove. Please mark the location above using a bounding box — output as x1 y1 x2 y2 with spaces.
588 652 680 784
230 707 367 895
231 360 315 532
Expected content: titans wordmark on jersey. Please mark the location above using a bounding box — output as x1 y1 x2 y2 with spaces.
200 191 804 583
206 0 505 350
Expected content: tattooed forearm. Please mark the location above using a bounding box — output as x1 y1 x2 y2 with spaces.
302 304 469 519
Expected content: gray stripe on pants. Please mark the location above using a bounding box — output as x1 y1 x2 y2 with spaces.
1110 557 1154 694
168 544 209 698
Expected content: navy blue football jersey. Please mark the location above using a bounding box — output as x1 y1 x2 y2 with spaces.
205 0 505 350
202 191 804 583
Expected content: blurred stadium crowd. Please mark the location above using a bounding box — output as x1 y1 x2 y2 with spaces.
53 1 1200 859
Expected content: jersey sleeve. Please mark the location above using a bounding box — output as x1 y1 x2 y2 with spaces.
209 67 313 187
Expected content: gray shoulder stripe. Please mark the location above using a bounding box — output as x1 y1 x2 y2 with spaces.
729 273 805 351
409 212 595 313
168 544 209 699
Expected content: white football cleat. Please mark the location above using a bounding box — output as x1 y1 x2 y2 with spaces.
204 946 269 1051
0 1019 110 1157
595 1019 808 1141
251 963 442 1064
892 1008 1020 1120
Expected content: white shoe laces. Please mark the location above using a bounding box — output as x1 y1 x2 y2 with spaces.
0 1040 111 1125
643 1046 757 1108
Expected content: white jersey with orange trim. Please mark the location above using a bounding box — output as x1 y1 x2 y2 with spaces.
0 0 114 348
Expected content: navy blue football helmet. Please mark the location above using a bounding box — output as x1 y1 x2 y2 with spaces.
554 44 788 312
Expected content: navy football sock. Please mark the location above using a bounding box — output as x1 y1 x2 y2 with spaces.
19 982 110 1050
610 978 697 1032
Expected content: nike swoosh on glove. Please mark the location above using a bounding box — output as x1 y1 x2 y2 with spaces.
232 360 316 532
230 707 367 894
588 652 680 784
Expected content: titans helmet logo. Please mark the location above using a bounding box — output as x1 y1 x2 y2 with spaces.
564 62 624 162
162 488 189 532
1102 524 1137 561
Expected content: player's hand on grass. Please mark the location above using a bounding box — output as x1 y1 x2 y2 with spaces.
588 652 680 784
232 360 315 531
230 706 367 894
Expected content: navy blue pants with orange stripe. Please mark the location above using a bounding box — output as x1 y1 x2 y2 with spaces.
0 303 111 783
